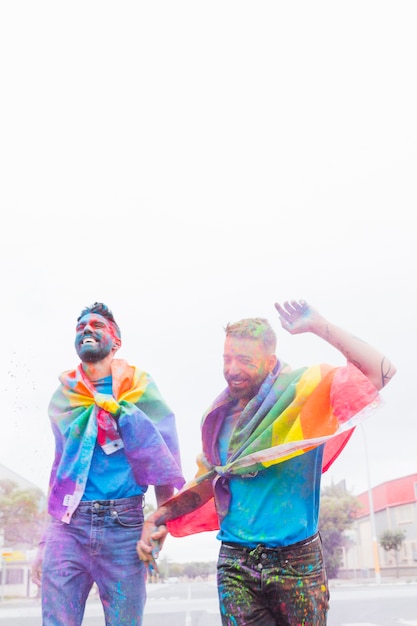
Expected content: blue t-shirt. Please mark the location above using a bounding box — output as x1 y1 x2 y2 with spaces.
216 404 324 547
82 376 146 501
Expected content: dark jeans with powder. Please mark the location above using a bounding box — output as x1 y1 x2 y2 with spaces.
217 532 329 626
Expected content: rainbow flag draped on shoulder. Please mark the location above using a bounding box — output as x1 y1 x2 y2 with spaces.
48 359 184 523
166 361 379 537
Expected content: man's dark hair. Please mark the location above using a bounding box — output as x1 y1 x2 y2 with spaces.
77 302 121 338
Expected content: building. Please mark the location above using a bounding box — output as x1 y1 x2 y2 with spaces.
0 463 43 493
0 462 46 548
341 473 417 578
0 463 46 599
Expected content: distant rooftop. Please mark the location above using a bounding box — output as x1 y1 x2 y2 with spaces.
0 462 45 493
355 472 417 518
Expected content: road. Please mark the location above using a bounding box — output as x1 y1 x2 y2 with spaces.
327 583 417 626
0 580 416 625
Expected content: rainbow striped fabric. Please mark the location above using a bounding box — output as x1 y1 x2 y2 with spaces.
166 361 380 537
48 359 184 523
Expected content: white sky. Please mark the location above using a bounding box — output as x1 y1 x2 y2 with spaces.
0 1 416 562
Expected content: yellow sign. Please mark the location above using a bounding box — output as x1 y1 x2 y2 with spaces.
1 550 26 562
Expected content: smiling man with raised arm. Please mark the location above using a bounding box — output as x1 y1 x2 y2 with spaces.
138 299 395 626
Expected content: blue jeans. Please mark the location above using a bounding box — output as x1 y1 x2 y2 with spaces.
42 496 146 626
217 533 329 626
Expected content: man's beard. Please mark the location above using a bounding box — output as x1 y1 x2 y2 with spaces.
226 376 265 402
76 341 113 363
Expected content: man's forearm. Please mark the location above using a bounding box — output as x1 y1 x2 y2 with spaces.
154 484 174 508
312 319 396 390
150 479 214 526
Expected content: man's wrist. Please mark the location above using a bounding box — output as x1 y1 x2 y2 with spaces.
154 513 168 527
144 508 168 527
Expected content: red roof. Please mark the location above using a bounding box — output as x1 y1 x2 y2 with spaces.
355 473 417 518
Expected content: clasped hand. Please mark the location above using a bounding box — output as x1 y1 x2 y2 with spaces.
136 521 167 566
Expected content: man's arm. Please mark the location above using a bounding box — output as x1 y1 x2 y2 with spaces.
135 484 176 569
137 478 214 563
31 515 52 586
155 484 174 508
274 300 396 390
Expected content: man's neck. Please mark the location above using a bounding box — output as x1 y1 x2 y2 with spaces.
235 398 249 411
81 355 114 381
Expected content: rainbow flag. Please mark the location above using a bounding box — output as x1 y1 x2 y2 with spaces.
48 359 184 523
166 361 379 537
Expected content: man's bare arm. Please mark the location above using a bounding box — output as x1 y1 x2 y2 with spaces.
137 478 214 563
275 300 396 390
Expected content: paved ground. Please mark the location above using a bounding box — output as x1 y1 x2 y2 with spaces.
1 576 416 611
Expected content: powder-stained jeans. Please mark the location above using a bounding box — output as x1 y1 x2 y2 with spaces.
217 533 329 626
42 496 146 626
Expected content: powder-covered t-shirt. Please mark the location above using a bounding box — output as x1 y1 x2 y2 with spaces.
82 376 146 500
216 403 324 547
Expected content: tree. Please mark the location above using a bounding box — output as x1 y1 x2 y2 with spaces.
143 502 155 518
0 479 47 548
319 483 361 579
182 561 215 580
379 529 406 577
154 558 216 581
